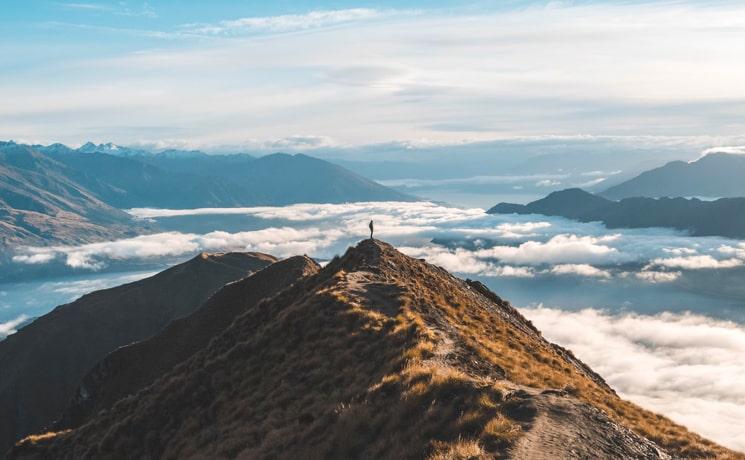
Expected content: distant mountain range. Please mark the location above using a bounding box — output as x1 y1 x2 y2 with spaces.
601 152 745 200
0 143 147 249
490 188 745 238
0 141 411 250
7 240 732 458
0 251 275 454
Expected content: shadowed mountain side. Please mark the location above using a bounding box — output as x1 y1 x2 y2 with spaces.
57 255 320 430
43 145 412 208
139 152 413 206
0 143 145 250
0 252 276 454
11 240 735 459
602 153 745 200
490 188 745 239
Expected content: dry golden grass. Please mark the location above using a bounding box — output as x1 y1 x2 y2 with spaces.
428 439 485 460
20 431 70 445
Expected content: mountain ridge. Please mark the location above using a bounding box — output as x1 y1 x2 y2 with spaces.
601 152 745 200
10 240 735 459
490 188 745 239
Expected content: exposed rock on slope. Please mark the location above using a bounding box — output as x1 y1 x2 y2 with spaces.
12 240 735 459
0 252 276 454
57 255 320 430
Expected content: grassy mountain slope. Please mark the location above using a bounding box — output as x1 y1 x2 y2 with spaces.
11 240 735 459
57 255 320 430
0 252 276 454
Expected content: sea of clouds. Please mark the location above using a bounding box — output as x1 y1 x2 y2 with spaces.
524 307 745 451
11 201 745 282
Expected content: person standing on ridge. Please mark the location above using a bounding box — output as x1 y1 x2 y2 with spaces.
369 220 374 240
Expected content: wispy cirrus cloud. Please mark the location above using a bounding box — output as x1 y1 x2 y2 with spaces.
181 8 409 35
57 1 157 18
57 3 108 11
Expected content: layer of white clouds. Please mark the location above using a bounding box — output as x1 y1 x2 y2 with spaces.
701 146 745 156
550 263 611 279
0 315 29 340
523 307 745 451
647 255 743 270
634 270 681 283
14 227 342 269
473 234 622 266
183 9 403 35
378 174 569 189
719 243 745 259
47 272 159 297
494 221 552 238
0 315 28 340
13 202 745 287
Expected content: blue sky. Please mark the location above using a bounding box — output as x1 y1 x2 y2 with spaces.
1 1 744 150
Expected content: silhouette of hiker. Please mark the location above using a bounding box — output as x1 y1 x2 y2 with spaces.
369 220 374 240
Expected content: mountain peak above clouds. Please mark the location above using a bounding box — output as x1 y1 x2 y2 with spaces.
10 240 733 459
